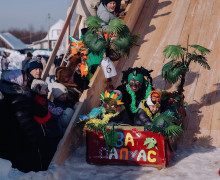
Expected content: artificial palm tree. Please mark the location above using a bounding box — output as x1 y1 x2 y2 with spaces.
83 16 139 60
162 36 211 95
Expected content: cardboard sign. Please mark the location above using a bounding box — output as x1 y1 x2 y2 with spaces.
87 130 172 167
101 57 117 78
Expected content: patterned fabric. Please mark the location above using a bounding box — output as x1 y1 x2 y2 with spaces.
48 101 64 116
4 69 23 86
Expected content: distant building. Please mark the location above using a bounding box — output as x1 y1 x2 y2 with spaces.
0 32 30 54
30 19 65 51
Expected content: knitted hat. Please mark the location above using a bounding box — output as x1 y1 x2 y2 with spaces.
27 52 33 58
102 0 117 6
31 79 48 92
28 59 43 72
51 82 68 98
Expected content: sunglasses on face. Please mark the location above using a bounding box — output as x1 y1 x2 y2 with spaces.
129 81 141 87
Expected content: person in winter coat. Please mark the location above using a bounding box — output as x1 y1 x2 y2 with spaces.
116 67 153 122
0 69 46 172
97 0 120 30
1 55 10 79
76 0 101 36
134 90 162 126
48 82 75 134
21 52 32 71
30 79 62 170
26 59 43 88
85 89 132 126
31 79 51 127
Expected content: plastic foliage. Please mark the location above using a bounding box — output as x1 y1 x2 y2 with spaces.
145 111 184 140
83 31 107 55
84 16 139 59
86 123 118 153
85 16 104 32
162 35 210 94
161 90 185 123
144 137 158 150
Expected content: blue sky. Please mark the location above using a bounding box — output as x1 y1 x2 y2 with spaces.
0 0 74 31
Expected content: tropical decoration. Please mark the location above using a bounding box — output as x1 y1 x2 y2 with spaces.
86 123 118 152
161 90 186 122
80 90 126 152
144 137 158 150
83 16 139 60
120 67 153 114
162 35 211 94
145 111 184 140
69 36 89 77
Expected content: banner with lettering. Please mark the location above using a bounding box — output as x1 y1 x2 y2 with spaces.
87 130 172 167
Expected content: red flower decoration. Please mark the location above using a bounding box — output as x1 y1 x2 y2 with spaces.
218 169 220 176
169 98 174 103
132 128 138 133
167 92 172 96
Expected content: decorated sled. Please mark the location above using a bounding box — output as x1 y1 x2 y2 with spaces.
87 126 174 168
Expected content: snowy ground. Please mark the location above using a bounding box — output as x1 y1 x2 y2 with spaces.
0 49 220 180
1 145 220 180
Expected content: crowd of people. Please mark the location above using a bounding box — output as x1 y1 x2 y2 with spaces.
0 52 80 172
0 0 165 173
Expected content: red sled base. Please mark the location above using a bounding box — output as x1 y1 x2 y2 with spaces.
86 129 174 168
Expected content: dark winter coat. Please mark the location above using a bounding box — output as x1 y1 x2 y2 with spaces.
0 80 45 172
74 72 89 92
31 93 62 167
21 57 31 71
108 109 132 125
134 108 153 126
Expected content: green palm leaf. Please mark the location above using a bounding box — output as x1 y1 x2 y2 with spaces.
112 34 139 57
189 54 211 70
86 16 104 32
88 40 107 55
103 127 118 150
164 125 184 139
162 60 175 79
153 111 177 128
83 31 106 54
162 62 187 83
162 61 187 83
106 18 130 37
83 31 98 44
190 45 211 55
163 45 185 60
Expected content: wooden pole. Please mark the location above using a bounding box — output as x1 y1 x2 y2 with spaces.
41 0 78 81
60 15 82 67
66 8 71 51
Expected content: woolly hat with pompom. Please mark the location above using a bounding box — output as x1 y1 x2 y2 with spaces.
51 82 68 98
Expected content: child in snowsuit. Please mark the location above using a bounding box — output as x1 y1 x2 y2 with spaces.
48 82 75 135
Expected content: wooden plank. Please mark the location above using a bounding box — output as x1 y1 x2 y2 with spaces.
123 0 146 32
180 0 220 147
60 15 82 67
51 0 145 166
185 0 219 132
113 0 170 86
41 0 78 81
142 0 191 90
